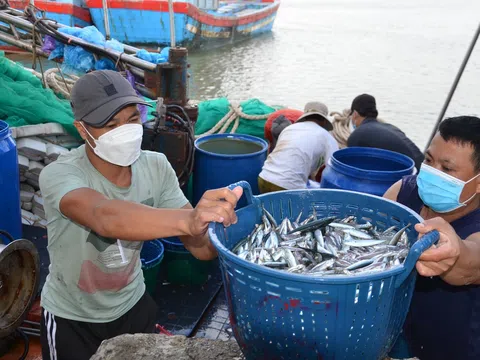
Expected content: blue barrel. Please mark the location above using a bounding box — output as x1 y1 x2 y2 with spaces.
0 120 22 244
320 147 415 197
140 239 164 295
193 134 268 206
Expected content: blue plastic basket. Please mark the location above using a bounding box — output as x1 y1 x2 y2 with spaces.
140 240 164 295
209 181 439 360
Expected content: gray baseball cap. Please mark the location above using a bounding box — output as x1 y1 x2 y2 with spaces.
70 70 151 127
296 101 333 131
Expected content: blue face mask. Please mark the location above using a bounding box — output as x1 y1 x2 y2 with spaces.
417 163 479 213
350 116 356 130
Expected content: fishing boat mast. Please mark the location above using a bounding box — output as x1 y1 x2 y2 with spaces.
424 21 480 152
168 0 176 47
101 0 111 40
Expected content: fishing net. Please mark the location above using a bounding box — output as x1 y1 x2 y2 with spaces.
0 51 79 138
194 97 281 139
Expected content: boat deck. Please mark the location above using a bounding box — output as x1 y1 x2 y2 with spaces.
208 1 273 18
4 337 42 360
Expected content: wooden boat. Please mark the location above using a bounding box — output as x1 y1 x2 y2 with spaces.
2 0 280 50
7 0 92 27
87 0 280 48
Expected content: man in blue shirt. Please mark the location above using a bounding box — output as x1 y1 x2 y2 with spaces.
384 116 480 360
347 94 424 171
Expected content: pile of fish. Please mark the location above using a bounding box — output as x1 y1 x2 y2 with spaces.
233 208 411 276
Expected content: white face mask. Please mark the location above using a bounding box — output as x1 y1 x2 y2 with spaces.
81 123 143 167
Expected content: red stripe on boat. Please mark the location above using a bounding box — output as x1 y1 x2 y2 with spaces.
8 0 92 24
84 0 280 27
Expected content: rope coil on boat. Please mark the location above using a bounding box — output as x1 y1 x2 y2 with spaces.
0 0 10 10
195 101 270 138
330 108 353 149
24 67 79 98
329 108 387 149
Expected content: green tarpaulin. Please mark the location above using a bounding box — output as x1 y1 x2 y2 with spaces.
194 97 281 139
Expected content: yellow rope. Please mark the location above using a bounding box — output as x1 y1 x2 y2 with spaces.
195 101 270 139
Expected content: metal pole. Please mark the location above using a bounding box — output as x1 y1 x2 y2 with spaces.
424 21 480 152
168 0 176 47
0 32 48 57
102 0 111 40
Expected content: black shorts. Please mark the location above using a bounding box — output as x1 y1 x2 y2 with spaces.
40 291 157 360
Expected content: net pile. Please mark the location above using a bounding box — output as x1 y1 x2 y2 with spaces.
0 51 78 138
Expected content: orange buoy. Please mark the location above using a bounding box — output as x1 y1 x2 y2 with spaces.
264 109 303 146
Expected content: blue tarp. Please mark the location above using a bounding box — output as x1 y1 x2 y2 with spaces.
42 26 169 74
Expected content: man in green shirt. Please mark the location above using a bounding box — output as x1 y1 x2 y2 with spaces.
39 70 242 360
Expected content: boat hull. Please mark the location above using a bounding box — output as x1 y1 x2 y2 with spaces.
0 0 92 52
86 0 280 48
7 0 91 27
0 0 279 51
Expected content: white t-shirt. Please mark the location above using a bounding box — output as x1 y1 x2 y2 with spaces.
259 121 339 190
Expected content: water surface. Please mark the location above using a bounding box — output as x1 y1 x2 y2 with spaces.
188 0 480 150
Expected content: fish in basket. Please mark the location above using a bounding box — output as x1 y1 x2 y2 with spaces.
233 209 412 276
208 181 439 360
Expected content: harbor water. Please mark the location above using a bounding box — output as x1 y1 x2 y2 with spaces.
188 0 480 150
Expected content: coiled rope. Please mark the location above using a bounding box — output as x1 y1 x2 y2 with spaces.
329 108 387 149
24 67 79 99
195 101 270 139
329 108 352 149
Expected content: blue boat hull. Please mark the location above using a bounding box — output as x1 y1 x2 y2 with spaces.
1 1 280 50
86 0 280 48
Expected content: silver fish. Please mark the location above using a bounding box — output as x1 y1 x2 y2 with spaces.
329 222 355 230
255 229 265 247
382 226 397 236
264 261 287 268
234 210 412 276
262 215 272 233
344 239 388 247
389 224 411 246
272 248 284 262
356 222 373 230
344 228 373 240
282 248 297 268
310 258 335 273
314 229 325 248
263 207 278 228
295 211 303 224
287 264 306 273
346 259 374 271
277 218 288 235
